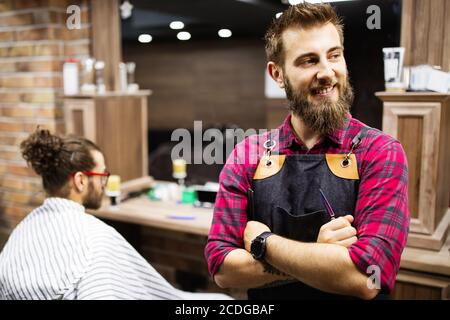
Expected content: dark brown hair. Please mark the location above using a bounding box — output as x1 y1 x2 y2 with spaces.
20 128 101 197
265 3 344 66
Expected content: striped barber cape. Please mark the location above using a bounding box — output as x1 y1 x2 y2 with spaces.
0 197 230 300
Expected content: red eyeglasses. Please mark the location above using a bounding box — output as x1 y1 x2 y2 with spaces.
71 171 110 186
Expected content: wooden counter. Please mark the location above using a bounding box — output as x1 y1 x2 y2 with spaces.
89 193 450 299
87 193 230 295
376 92 450 251
401 229 450 277
64 90 151 182
91 195 212 236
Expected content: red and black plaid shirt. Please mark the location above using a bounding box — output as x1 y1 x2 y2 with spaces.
205 113 410 293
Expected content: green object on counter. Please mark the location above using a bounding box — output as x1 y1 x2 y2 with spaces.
181 188 197 204
147 188 160 201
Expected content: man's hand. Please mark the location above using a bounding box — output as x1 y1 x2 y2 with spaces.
244 221 271 252
317 215 357 248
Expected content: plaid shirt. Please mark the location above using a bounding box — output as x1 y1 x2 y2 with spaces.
205 113 410 293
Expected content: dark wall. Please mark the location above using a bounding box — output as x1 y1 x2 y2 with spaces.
123 39 267 132
336 0 402 128
122 0 401 150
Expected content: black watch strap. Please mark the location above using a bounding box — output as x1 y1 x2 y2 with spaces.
257 231 273 241
251 231 273 260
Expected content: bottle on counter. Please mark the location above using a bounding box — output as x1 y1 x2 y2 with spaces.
119 62 128 92
80 57 96 94
105 175 121 207
63 58 79 95
126 62 139 92
95 60 106 94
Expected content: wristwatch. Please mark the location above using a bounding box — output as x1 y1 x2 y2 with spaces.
250 231 274 260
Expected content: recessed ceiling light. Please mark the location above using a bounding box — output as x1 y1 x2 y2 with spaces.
170 21 185 30
292 0 357 3
275 12 283 19
138 34 152 43
177 31 191 41
218 29 232 38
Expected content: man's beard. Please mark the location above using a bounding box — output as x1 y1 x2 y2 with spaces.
284 76 354 136
82 180 104 210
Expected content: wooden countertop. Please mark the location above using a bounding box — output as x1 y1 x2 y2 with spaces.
89 190 450 277
89 195 212 236
400 233 450 277
375 91 450 102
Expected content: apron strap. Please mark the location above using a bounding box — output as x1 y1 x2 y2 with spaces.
342 126 369 168
350 126 369 149
263 130 277 166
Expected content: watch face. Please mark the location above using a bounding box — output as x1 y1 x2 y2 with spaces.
251 237 264 259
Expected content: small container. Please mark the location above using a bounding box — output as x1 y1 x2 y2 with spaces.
126 62 136 85
105 175 121 206
63 58 79 95
119 62 128 92
383 47 405 92
80 58 96 94
95 60 106 94
126 62 139 92
172 158 187 180
181 187 197 204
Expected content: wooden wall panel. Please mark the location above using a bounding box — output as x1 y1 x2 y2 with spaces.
401 0 450 70
436 96 450 223
443 1 450 71
94 96 145 181
427 0 445 66
400 0 413 66
72 110 84 136
91 0 122 91
398 116 423 219
377 92 450 251
123 40 267 131
411 0 430 65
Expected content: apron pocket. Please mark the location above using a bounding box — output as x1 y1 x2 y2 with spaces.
273 206 330 242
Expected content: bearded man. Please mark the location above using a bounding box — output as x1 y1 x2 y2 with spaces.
205 3 409 300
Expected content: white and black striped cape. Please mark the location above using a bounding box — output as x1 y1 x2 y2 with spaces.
0 198 230 300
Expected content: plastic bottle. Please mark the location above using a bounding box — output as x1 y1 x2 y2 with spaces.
63 58 79 95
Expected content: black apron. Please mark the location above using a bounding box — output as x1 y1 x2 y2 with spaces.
247 128 367 300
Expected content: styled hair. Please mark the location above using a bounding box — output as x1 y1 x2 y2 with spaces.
20 128 101 197
264 3 344 66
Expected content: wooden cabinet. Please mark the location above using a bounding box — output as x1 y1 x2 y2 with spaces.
376 92 450 251
64 91 151 182
393 233 450 300
392 270 450 300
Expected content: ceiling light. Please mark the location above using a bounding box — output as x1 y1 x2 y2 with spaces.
286 0 358 4
177 31 191 41
170 21 185 30
218 29 232 38
138 34 152 43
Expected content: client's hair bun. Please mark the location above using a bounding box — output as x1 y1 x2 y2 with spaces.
20 128 65 176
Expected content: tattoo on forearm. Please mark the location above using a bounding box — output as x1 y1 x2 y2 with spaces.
262 261 289 277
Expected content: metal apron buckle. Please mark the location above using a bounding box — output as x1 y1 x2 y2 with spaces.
263 139 276 167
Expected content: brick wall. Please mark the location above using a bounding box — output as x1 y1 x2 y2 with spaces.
0 0 91 249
